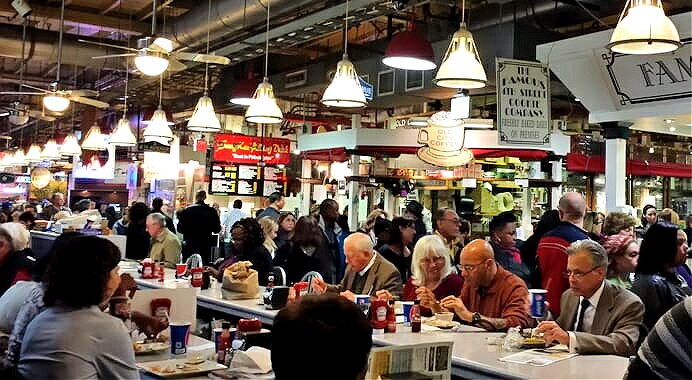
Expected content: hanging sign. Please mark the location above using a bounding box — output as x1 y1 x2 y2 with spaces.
496 58 551 146
30 167 51 189
416 111 474 168
360 78 373 101
213 133 291 165
138 141 171 154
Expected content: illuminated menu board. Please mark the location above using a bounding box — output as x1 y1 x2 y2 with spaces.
209 162 282 196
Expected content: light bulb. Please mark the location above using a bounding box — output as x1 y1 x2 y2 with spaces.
134 53 169 76
43 94 70 112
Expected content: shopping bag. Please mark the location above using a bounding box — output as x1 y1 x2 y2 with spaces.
221 261 259 299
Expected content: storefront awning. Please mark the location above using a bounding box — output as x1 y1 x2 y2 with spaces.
302 147 550 162
566 153 692 178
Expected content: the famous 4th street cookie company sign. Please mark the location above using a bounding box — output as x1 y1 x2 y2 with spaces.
496 58 551 146
213 133 291 165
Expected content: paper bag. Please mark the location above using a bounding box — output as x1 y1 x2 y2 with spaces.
221 261 259 299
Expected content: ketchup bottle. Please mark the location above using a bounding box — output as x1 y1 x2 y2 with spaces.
370 299 388 332
386 300 396 333
411 300 422 333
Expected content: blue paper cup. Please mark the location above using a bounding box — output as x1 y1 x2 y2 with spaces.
170 322 191 355
529 289 548 318
401 302 414 326
213 327 237 353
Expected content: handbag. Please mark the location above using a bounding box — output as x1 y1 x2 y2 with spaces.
221 261 260 299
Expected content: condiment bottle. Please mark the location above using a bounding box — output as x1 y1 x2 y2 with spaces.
142 258 154 279
156 263 165 282
190 266 204 287
217 322 232 365
386 300 396 333
411 300 422 333
371 299 388 333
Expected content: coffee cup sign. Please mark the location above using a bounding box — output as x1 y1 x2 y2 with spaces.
416 111 474 167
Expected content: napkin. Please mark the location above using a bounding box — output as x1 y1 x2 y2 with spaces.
230 346 272 374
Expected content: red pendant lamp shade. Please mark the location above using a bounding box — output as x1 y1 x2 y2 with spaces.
383 23 436 71
230 74 259 106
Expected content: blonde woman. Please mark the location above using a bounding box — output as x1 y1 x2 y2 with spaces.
359 209 388 244
259 217 279 259
403 235 463 316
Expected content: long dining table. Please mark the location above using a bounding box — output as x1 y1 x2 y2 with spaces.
127 265 630 379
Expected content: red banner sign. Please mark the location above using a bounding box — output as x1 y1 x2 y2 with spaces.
213 134 291 165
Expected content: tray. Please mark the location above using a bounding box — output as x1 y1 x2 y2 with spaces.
138 358 226 378
133 342 169 355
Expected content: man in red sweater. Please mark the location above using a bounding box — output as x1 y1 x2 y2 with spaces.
536 192 589 317
441 239 531 331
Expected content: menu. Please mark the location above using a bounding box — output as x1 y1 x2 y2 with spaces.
209 161 281 196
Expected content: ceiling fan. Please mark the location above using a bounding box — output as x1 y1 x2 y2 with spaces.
0 0 109 112
79 0 230 76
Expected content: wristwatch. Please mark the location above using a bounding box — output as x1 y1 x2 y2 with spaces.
471 312 481 325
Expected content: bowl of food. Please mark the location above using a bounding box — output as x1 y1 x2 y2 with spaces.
434 312 454 322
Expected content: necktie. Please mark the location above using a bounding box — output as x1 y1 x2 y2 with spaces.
575 298 590 332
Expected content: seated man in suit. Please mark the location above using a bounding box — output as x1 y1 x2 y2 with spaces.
440 239 532 331
312 232 403 300
536 239 644 356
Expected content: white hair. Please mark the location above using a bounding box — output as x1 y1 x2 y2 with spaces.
0 222 30 251
410 235 453 287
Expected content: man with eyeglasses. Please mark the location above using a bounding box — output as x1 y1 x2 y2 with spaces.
433 208 465 268
535 240 644 356
440 239 532 331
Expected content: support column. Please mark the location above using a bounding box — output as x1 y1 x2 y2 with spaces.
348 155 360 231
550 159 563 209
603 123 630 212
297 124 312 217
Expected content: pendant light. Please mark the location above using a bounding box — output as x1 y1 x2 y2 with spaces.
608 0 681 55
321 0 367 108
433 0 487 89
11 149 27 166
134 0 169 76
143 75 175 144
188 0 221 132
43 0 71 112
383 14 436 71
110 60 138 146
26 144 42 162
245 0 283 124
82 122 107 151
42 139 62 160
59 134 82 156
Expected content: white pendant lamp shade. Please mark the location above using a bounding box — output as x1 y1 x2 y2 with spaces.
26 144 43 162
230 76 258 106
143 107 174 143
383 24 436 71
11 149 26 165
59 135 82 156
188 95 221 132
245 78 283 124
43 93 70 112
134 51 169 76
81 124 107 151
0 153 13 167
322 55 367 108
41 139 62 160
608 0 681 55
434 23 487 89
9 114 29 126
110 117 138 146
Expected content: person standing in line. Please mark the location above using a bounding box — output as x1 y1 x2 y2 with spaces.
275 212 296 251
177 191 221 264
40 192 71 221
222 200 247 255
432 208 464 268
316 199 344 284
536 192 589 316
256 192 284 222
151 198 176 234
124 202 150 261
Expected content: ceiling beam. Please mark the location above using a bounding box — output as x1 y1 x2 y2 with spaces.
100 0 123 16
137 0 175 22
0 3 150 35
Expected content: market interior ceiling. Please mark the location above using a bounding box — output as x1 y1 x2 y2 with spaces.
0 0 690 147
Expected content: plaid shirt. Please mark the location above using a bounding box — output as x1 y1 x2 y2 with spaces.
6 285 45 364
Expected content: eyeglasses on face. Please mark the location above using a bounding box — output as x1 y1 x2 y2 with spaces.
421 256 445 265
460 262 485 272
563 266 600 279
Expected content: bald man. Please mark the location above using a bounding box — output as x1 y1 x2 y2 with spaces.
536 192 589 316
312 232 403 301
441 239 531 331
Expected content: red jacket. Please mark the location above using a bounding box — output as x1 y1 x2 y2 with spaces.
536 222 589 316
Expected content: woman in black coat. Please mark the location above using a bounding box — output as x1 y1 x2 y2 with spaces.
275 216 323 284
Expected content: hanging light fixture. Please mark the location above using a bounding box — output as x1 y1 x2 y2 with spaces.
134 1 169 76
143 75 175 144
10 149 26 166
230 73 258 106
188 0 221 133
41 139 62 160
321 0 367 108
383 15 436 71
433 0 487 89
26 144 43 162
81 123 107 151
43 92 70 112
245 0 283 124
608 0 681 55
59 134 82 156
110 60 138 146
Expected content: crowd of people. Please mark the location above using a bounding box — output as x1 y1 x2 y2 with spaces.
0 187 691 379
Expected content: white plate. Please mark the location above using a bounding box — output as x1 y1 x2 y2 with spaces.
138 359 226 377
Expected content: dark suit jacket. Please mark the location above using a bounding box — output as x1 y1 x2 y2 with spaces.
556 281 644 356
327 253 403 298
